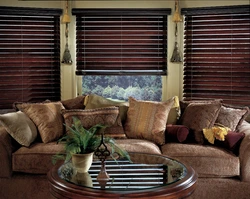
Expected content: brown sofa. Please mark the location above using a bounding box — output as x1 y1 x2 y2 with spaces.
0 95 250 199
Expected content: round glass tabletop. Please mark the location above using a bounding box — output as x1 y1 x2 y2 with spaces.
58 153 187 191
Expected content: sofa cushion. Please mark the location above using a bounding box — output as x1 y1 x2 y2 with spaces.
216 104 249 131
115 139 162 155
124 97 175 145
14 101 65 143
161 143 240 177
12 142 64 174
12 139 161 174
180 102 222 144
0 111 37 147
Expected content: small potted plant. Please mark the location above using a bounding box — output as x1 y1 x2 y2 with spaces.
53 116 130 173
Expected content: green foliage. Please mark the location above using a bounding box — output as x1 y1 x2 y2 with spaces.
52 117 131 164
82 75 162 101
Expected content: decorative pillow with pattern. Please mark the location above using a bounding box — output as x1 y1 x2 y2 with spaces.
61 106 125 138
180 102 222 144
124 97 175 145
15 102 65 143
179 99 223 118
0 111 37 147
216 104 249 131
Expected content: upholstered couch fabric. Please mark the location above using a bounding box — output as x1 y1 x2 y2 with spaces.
12 142 64 174
161 143 240 177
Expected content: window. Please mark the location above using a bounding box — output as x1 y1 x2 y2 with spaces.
181 5 250 107
72 9 170 100
0 7 62 109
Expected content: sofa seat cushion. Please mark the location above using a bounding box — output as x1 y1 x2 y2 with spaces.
12 139 161 174
12 142 64 174
161 143 240 177
114 139 162 155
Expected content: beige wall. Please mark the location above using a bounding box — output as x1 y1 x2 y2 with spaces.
1 0 249 100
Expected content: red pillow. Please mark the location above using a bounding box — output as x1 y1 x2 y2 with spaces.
214 131 245 155
166 125 189 143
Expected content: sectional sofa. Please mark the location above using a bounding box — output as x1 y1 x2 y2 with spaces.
0 94 250 199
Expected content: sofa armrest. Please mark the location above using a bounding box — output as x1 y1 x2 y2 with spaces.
238 121 250 182
0 126 20 178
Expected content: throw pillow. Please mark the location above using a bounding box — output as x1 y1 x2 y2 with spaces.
15 102 65 143
216 104 249 131
180 102 222 144
61 106 125 138
179 99 223 118
61 95 86 110
124 97 175 145
84 94 129 123
214 131 245 155
166 96 181 125
165 124 189 143
0 111 37 147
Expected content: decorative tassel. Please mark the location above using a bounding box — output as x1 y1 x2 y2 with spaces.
170 23 182 63
170 41 182 63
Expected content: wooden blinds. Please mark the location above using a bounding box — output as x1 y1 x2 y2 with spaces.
0 7 62 109
72 9 171 75
181 5 250 107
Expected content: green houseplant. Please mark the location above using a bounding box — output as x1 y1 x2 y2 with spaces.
53 117 130 173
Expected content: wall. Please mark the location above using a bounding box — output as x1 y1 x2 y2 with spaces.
0 0 249 101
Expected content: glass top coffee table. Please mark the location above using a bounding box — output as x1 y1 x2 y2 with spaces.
48 152 197 199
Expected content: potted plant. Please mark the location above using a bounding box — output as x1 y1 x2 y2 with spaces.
53 116 130 173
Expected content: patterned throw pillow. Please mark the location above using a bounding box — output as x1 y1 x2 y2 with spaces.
180 102 222 144
0 111 37 146
15 102 65 143
216 104 249 131
179 99 223 117
61 106 125 138
124 97 175 145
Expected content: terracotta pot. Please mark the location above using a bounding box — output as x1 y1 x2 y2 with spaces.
71 152 94 173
